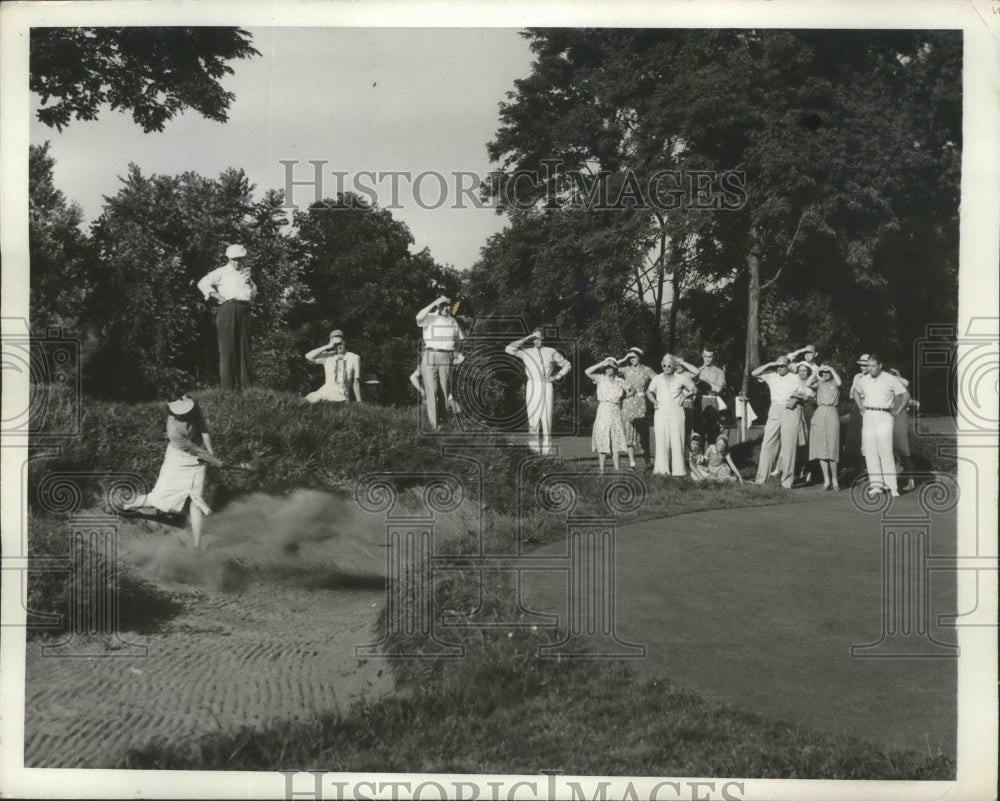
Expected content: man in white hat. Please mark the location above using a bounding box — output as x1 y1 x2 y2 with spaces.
506 328 571 454
197 244 256 390
304 330 362 403
844 353 871 471
751 353 809 488
416 295 464 430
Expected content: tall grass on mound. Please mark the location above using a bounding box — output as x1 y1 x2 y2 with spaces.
122 660 954 779
30 388 452 509
26 515 183 638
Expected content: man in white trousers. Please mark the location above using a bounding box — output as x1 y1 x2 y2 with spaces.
752 354 809 488
852 353 910 497
416 295 464 430
646 354 696 476
506 329 571 454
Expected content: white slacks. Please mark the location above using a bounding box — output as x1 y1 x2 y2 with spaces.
755 403 800 488
653 406 687 476
526 379 554 453
862 410 897 493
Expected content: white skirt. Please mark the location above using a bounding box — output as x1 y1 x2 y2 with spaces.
146 444 210 515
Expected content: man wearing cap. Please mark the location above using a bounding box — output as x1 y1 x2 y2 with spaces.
752 354 809 488
506 328 571 454
304 330 362 403
844 354 871 472
197 244 256 390
618 347 657 470
852 353 910 497
416 295 464 430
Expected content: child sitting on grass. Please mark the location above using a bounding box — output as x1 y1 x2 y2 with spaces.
703 434 743 483
688 432 710 481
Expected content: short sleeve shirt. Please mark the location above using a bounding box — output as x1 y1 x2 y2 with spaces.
759 371 803 406
648 372 696 409
420 314 462 350
855 372 907 409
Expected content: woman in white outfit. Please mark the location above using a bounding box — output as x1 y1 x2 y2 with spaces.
646 355 696 476
121 394 224 548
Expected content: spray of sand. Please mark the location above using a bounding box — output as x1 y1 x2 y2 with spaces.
125 490 387 591
205 489 385 551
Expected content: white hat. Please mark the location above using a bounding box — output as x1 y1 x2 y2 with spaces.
857 353 870 365
627 347 644 357
329 336 345 345
167 397 195 416
226 244 247 259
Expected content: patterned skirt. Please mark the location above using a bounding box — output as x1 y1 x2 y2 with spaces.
592 401 628 455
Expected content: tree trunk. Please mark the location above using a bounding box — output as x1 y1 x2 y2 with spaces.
742 224 762 397
667 271 680 351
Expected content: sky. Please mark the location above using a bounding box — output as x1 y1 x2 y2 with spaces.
29 27 536 270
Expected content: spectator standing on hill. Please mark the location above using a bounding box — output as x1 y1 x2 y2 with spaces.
506 328 571 454
197 244 256 390
416 295 464 430
843 354 871 475
852 353 910 497
787 344 819 377
673 356 701 446
618 347 657 471
646 354 696 477
692 347 728 440
304 330 362 403
794 362 816 482
888 367 917 492
752 354 808 488
121 393 224 549
805 364 843 490
585 356 635 474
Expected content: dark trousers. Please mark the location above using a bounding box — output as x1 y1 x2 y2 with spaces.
217 300 252 390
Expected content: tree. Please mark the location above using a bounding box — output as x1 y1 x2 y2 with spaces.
83 166 299 399
464 208 655 359
29 142 93 330
485 30 960 394
31 27 259 132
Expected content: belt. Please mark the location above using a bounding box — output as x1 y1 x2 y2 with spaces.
865 406 892 412
818 403 837 407
425 347 454 353
222 299 250 305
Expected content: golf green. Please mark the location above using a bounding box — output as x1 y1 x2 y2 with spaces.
522 487 957 756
